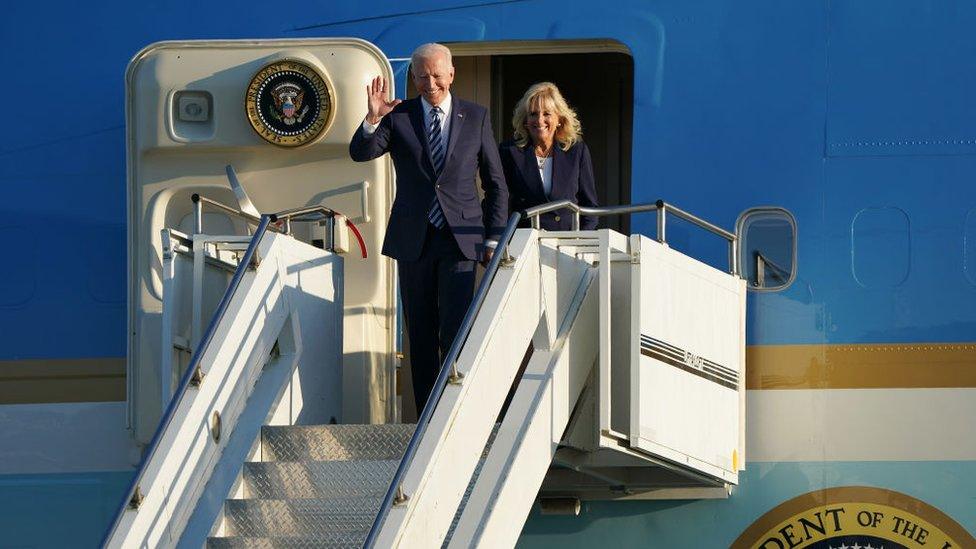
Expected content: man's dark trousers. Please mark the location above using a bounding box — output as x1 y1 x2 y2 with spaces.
399 222 475 411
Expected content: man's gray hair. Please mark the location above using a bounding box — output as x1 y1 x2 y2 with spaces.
411 43 453 69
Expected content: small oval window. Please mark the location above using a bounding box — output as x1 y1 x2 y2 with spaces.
736 208 797 291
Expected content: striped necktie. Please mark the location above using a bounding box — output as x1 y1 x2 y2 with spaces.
427 106 446 229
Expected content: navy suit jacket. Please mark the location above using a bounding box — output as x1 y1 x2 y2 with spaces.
349 97 508 261
499 139 599 231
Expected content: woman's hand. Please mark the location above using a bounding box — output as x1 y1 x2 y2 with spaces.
365 76 401 125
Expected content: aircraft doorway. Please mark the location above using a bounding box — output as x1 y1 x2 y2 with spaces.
407 44 634 234
399 44 633 421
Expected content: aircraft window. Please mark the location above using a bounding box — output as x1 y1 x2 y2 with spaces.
851 206 910 288
736 208 797 291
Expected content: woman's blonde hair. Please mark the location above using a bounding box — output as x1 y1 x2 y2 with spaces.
512 82 582 151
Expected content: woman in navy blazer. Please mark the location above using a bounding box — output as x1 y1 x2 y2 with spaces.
499 82 599 230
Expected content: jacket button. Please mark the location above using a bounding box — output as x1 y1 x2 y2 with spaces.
554 215 561 222
436 184 441 189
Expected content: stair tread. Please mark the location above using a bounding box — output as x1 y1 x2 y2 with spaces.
223 498 381 537
261 423 415 462
207 534 364 548
244 460 398 499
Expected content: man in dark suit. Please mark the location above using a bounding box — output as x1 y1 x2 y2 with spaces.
349 43 508 412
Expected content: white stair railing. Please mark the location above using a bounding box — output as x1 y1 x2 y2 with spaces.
370 200 744 549
372 227 544 547
449 259 600 548
103 219 343 548
370 223 604 548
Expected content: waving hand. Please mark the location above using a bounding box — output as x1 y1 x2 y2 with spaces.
365 76 401 125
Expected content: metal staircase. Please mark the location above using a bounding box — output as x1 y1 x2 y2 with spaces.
210 424 414 547
106 201 746 549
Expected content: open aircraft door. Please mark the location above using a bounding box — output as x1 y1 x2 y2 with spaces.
126 39 397 443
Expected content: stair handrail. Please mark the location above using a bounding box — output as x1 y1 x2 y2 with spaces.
523 199 740 276
364 211 523 548
100 214 273 548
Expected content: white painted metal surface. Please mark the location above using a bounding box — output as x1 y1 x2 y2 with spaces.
0 402 138 474
127 38 398 443
374 229 542 548
747 388 976 462
449 243 600 548
629 236 746 483
374 228 746 547
107 232 342 548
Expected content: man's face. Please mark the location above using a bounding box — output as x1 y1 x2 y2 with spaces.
412 53 454 106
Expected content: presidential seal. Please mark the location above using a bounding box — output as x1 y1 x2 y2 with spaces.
245 59 334 147
732 487 975 549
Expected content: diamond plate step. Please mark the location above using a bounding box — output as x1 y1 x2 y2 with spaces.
206 534 364 548
261 424 415 462
223 498 380 537
213 423 500 545
243 460 398 499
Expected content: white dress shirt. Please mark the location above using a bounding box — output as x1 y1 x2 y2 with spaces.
537 155 553 199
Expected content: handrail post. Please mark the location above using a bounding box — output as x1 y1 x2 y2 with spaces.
729 238 739 276
756 252 765 287
326 215 335 252
656 199 667 243
501 242 515 268
192 194 203 235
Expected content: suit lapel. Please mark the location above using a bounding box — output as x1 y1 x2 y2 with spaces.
444 100 466 170
520 144 548 201
549 144 569 199
408 99 436 177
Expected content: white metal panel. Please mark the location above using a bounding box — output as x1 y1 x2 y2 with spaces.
127 38 398 443
448 268 598 548
0 402 137 474
596 230 631 438
375 230 542 549
748 388 976 462
108 233 342 548
629 236 744 483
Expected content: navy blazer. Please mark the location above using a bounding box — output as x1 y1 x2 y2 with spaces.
499 139 599 231
349 97 508 261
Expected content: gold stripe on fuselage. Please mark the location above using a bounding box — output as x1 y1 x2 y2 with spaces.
0 358 125 404
747 343 976 389
1 342 973 404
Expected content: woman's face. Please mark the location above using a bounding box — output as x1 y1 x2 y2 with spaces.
526 98 558 147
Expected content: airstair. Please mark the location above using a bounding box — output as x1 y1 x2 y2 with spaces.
103 192 746 548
